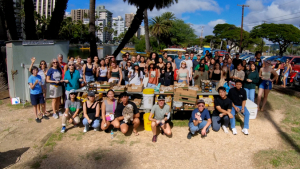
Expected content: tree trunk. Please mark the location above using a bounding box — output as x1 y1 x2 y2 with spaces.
113 6 145 57
0 4 7 41
89 0 97 57
24 0 38 40
45 0 68 39
144 9 150 53
2 0 18 40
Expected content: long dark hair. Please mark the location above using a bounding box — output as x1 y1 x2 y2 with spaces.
214 62 221 71
148 63 156 71
165 62 173 72
100 59 106 67
39 60 47 69
150 52 159 64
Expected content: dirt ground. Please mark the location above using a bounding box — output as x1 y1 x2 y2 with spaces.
0 91 288 169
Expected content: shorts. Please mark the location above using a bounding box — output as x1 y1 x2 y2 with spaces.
259 80 272 90
147 83 156 88
284 72 289 78
178 79 188 84
30 93 45 106
108 78 119 83
98 76 108 82
49 85 62 98
85 75 95 83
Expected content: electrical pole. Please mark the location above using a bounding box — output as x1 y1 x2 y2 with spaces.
238 4 249 53
261 21 267 54
200 26 204 48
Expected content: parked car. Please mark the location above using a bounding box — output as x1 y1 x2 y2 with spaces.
293 72 300 87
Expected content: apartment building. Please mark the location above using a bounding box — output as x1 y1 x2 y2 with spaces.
71 9 89 22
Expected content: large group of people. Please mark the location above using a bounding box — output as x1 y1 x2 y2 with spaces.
27 50 280 142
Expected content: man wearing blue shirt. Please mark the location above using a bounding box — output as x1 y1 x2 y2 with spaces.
174 53 184 69
187 99 211 139
63 61 82 100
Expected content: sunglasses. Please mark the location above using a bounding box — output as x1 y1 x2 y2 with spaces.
40 63 46 65
69 64 74 66
53 62 58 64
198 105 205 107
70 93 76 95
224 62 228 63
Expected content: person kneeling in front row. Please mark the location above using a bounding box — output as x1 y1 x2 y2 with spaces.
61 89 81 133
82 91 101 132
114 92 140 136
228 80 250 135
149 95 172 143
187 99 211 139
212 86 233 133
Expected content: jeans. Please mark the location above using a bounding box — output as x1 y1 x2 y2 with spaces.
189 120 211 134
192 78 195 86
85 75 95 83
178 79 188 84
245 88 255 102
82 118 100 129
230 106 250 129
147 83 156 87
212 114 230 131
125 81 129 85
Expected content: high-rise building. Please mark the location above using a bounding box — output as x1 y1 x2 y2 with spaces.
71 9 89 22
33 0 57 19
112 16 125 39
83 18 108 43
95 5 113 41
139 26 145 36
125 13 135 27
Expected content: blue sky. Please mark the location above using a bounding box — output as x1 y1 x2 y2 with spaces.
66 0 300 36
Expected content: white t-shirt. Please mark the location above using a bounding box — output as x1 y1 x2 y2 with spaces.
129 71 143 85
38 69 46 85
181 60 193 77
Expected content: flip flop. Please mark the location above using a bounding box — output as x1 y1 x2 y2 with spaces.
133 131 139 136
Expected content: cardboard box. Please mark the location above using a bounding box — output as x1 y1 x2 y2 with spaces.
174 81 188 90
97 81 113 88
180 90 197 98
127 84 143 92
131 98 142 108
160 85 174 94
112 85 126 92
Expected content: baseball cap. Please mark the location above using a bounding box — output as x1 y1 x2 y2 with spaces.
266 60 271 64
199 63 205 67
197 99 205 104
133 63 139 67
88 91 95 97
157 95 165 101
69 89 77 94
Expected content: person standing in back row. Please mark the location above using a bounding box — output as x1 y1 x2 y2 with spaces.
83 57 95 83
232 53 242 69
254 51 263 72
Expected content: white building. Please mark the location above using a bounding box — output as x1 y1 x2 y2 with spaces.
139 26 145 36
94 5 113 42
112 16 125 39
33 0 57 19
83 18 108 43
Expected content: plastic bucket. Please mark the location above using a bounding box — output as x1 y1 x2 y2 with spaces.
143 94 154 109
143 113 153 131
143 88 155 95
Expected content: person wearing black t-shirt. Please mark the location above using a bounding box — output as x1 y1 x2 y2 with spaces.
228 80 250 135
212 87 233 133
114 92 140 135
254 51 263 72
232 53 242 69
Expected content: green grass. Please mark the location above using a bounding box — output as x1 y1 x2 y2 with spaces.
70 132 85 141
7 102 31 109
129 140 140 146
172 120 189 127
0 100 3 105
3 127 11 132
30 161 41 169
41 155 48 159
46 100 51 104
44 128 63 150
28 118 34 123
254 90 300 168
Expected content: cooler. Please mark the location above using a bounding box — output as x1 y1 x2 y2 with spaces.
246 99 257 119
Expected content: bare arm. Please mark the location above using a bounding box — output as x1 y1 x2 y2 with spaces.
96 67 100 77
118 68 123 85
203 118 212 130
72 108 80 118
95 102 100 118
241 100 246 112
148 113 156 122
101 102 106 124
64 65 68 74
29 81 38 89
83 103 90 121
156 70 160 85
46 75 58 84
270 69 278 82
82 64 86 82
216 106 231 115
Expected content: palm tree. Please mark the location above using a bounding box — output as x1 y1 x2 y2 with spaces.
84 13 88 19
89 0 97 57
149 16 169 46
112 0 178 56
24 0 38 39
144 9 150 53
161 12 175 21
46 0 68 39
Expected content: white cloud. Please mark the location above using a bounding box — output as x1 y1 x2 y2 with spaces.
192 19 226 37
244 0 300 31
99 0 222 19
246 0 264 11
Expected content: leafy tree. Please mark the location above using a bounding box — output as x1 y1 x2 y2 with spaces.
149 16 170 45
168 19 197 46
113 0 178 56
45 0 68 39
89 0 97 57
250 23 300 56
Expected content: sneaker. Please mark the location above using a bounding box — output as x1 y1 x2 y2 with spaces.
232 128 237 135
52 113 59 119
58 111 63 117
94 127 99 131
83 126 89 133
35 118 41 123
242 128 249 135
73 125 78 128
222 125 229 133
61 126 66 133
152 135 157 143
187 132 193 139
42 115 49 120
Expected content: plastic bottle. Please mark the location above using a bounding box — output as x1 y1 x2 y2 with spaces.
111 129 114 139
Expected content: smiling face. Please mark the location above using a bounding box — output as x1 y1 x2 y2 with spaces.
197 103 205 112
236 82 242 90
181 62 186 68
251 64 256 71
159 58 163 63
76 57 81 64
94 56 99 63
100 60 105 66
107 91 114 100
218 89 226 99
158 100 165 107
52 59 58 68
121 96 128 104
140 57 145 63
87 57 92 64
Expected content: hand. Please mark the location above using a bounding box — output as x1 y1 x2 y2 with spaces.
69 118 73 124
189 77 192 81
201 129 206 136
235 107 240 112
219 113 224 118
88 119 92 124
228 113 234 119
31 57 36 63
97 67 100 71
195 75 199 79
35 79 39 84
55 81 60 84
241 108 244 113
79 79 83 82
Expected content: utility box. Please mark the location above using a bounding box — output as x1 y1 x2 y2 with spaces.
6 40 69 102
